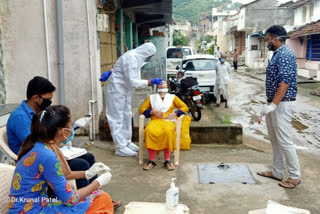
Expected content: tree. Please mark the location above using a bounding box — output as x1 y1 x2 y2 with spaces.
173 31 189 46
204 35 213 43
207 44 215 55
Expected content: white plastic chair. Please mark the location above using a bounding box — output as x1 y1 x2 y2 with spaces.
0 163 15 214
138 115 184 166
0 127 18 161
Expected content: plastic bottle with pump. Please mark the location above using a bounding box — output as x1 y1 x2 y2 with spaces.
166 178 179 209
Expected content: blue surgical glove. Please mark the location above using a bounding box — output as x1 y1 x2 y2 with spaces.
99 70 112 82
150 78 163 85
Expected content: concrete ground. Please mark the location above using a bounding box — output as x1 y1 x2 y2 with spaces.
84 137 320 214
90 65 320 213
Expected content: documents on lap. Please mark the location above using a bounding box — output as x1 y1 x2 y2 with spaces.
60 146 87 160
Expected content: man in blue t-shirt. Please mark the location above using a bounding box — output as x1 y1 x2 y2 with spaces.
257 25 301 189
7 76 55 154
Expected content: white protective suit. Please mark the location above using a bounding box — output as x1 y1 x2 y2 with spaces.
106 43 156 156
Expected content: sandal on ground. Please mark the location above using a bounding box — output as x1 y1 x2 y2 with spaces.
164 160 175 171
279 179 301 189
112 200 122 209
257 171 283 181
143 160 157 171
214 104 220 107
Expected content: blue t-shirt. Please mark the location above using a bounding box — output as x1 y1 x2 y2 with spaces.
265 45 297 100
6 101 34 154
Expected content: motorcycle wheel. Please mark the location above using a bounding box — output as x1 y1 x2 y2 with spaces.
186 98 201 121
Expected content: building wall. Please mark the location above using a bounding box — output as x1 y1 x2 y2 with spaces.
314 0 320 22
239 0 293 32
294 7 304 26
140 37 167 81
216 30 228 54
286 38 309 69
245 36 262 67
238 8 246 31
294 0 320 26
99 14 117 74
0 25 5 104
286 37 307 59
0 0 102 128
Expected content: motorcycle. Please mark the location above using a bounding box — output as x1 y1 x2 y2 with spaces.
169 76 203 121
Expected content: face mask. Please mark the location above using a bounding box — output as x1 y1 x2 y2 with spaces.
37 97 52 110
62 128 74 145
220 58 226 63
157 88 168 93
267 39 275 51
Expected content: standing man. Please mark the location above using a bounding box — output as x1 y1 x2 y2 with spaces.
214 54 231 108
258 25 301 189
105 42 163 157
232 49 238 71
215 46 222 59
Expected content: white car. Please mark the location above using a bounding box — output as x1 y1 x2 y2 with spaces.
166 46 194 79
176 55 218 94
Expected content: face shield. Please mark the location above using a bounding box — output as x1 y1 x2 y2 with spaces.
141 55 154 68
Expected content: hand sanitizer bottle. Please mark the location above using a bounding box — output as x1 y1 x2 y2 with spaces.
166 178 179 209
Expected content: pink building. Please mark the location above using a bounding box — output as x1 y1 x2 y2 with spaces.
287 20 320 79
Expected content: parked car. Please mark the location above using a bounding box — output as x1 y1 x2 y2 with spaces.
166 46 194 79
176 55 218 96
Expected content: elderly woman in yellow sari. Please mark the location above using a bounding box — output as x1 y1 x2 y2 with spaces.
139 81 190 171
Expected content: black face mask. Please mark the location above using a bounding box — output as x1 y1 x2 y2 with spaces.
37 97 52 110
267 40 275 51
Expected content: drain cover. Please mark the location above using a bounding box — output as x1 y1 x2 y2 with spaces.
197 164 256 184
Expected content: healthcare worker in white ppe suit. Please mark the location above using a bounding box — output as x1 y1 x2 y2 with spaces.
105 42 163 156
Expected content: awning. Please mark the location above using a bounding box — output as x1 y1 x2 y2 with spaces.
248 32 265 37
289 20 320 38
119 0 172 27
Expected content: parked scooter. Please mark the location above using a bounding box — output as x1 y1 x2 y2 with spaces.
169 76 203 121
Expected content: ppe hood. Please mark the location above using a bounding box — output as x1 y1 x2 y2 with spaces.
132 43 156 69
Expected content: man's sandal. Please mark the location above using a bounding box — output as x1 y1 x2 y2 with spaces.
143 160 157 171
164 160 175 171
257 171 283 181
279 179 301 189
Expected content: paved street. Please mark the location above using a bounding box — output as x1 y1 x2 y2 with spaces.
222 68 320 153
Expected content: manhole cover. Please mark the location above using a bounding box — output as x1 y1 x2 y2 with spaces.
197 163 256 184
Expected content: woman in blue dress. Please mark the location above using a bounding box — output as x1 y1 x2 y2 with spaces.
8 105 114 214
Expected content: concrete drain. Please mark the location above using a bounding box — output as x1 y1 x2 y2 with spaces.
197 163 256 184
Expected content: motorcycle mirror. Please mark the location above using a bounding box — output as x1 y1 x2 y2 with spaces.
176 66 180 70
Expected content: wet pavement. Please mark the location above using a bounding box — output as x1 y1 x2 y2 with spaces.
225 68 320 153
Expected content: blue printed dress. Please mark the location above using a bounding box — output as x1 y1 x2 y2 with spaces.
8 142 100 214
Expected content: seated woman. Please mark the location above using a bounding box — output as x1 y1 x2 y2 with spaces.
139 81 190 171
9 105 114 214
